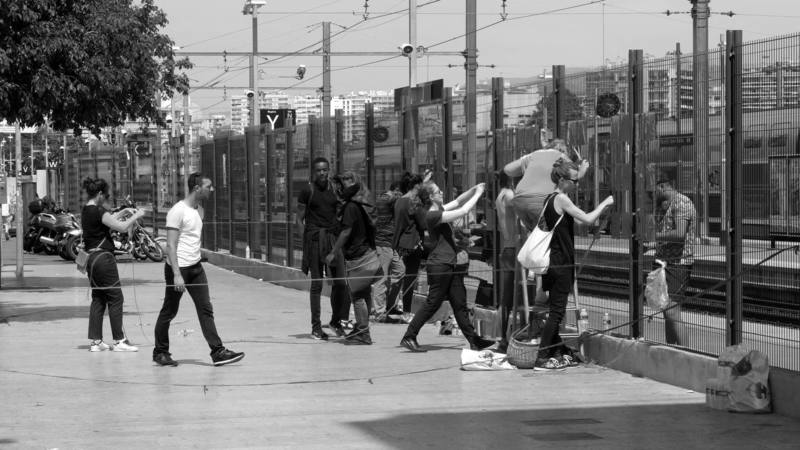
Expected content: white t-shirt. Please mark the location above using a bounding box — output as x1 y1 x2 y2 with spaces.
166 200 203 267
514 148 563 198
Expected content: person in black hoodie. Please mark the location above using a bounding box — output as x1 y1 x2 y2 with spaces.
326 172 382 345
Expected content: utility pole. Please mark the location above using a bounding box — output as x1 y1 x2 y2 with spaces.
409 0 418 86
183 92 191 196
322 22 332 158
243 0 264 127
171 97 179 204
692 0 710 238
15 121 23 279
465 0 478 188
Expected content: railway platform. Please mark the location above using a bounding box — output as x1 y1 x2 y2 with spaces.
2 236 800 448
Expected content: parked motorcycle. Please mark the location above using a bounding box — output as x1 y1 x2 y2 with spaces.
109 198 164 262
23 209 82 260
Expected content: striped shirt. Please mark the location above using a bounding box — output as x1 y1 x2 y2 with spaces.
657 192 697 266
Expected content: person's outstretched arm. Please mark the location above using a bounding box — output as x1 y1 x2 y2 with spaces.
557 194 613 225
440 183 485 223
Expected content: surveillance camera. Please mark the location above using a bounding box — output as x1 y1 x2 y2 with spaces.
399 43 414 56
245 90 255 98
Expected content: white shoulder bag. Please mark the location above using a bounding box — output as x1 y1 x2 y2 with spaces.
516 194 563 274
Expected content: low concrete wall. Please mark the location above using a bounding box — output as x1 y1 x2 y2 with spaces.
201 250 314 294
582 334 800 420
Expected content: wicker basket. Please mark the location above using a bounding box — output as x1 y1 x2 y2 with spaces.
506 325 540 369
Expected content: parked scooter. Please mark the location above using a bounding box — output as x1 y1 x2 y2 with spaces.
109 197 164 262
23 208 82 260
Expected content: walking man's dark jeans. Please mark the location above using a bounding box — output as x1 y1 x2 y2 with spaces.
154 262 224 356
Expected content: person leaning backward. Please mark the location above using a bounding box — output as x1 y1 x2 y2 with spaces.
152 173 244 367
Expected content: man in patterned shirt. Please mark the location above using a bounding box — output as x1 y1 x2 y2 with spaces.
651 173 696 345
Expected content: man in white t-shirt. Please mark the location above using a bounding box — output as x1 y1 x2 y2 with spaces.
152 173 244 367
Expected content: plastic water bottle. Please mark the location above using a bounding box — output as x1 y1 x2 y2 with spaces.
245 245 251 259
578 308 589 333
603 312 611 329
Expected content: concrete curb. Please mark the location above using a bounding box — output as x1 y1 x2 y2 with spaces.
582 333 800 420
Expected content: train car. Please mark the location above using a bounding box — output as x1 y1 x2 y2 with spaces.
647 108 800 239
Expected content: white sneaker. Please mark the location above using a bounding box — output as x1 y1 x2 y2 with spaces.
112 339 139 352
89 340 110 352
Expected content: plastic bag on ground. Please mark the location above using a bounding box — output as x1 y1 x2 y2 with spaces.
718 344 771 413
645 259 670 310
460 349 515 371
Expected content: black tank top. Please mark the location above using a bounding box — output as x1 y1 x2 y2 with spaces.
542 193 574 266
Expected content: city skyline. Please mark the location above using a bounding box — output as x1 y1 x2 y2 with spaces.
156 0 800 118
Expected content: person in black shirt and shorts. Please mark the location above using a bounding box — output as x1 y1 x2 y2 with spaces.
81 177 145 353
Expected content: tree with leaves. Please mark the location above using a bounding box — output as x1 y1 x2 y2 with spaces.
526 88 585 129
0 0 191 135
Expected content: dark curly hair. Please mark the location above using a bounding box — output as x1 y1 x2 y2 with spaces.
82 177 109 198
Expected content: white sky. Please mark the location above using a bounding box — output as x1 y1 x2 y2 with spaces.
155 0 800 117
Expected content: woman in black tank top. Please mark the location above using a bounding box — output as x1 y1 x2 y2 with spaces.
535 159 614 370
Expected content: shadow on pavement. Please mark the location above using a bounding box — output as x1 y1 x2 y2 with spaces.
0 301 141 324
346 404 798 449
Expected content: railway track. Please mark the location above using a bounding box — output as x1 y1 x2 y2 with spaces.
578 265 800 325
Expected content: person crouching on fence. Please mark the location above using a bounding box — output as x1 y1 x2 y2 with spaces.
81 177 144 353
399 180 495 353
325 172 382 345
645 171 695 346
297 157 350 340
535 159 614 370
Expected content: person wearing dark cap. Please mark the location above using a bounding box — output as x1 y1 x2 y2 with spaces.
647 172 696 346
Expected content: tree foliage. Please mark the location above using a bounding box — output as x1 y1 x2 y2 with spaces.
527 88 585 129
0 0 191 135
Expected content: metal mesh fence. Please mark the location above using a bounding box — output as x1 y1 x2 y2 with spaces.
183 32 800 372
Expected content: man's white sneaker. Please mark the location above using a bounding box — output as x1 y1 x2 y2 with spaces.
112 339 139 352
89 340 110 352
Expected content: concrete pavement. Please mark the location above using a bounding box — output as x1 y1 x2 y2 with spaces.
2 237 800 449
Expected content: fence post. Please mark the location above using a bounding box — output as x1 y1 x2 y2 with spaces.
265 132 274 262
628 49 644 339
725 30 743 346
365 102 375 192
490 77 504 310
286 128 295 268
444 87 454 196
552 65 565 139
335 109 344 175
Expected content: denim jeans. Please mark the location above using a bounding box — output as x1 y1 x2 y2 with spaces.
403 263 478 344
154 262 224 356
371 246 405 314
663 263 691 345
87 251 125 341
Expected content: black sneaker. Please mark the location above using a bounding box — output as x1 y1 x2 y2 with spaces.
212 348 245 366
311 328 329 341
469 337 496 351
328 321 346 337
153 352 178 367
344 331 372 345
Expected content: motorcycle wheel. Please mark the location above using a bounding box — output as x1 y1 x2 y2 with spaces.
140 231 165 262
23 231 35 252
60 235 80 261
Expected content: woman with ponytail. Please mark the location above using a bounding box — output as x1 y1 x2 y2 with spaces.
81 177 144 352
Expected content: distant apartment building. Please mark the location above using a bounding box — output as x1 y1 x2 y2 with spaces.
332 91 394 142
